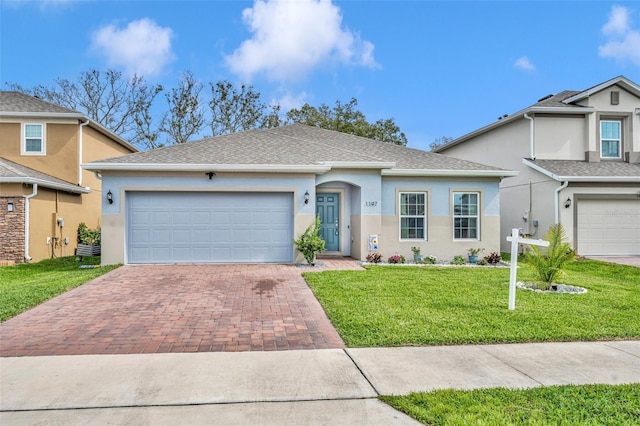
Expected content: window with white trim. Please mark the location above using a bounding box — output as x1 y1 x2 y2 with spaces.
399 192 426 240
453 192 479 240
600 120 621 159
22 123 45 155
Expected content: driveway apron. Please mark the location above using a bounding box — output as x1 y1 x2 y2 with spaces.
0 263 359 356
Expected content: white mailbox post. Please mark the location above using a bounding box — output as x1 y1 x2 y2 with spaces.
505 228 549 310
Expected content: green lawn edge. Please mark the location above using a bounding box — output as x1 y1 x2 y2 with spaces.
303 259 640 347
0 256 119 322
380 383 640 425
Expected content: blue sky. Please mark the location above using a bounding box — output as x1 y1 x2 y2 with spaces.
1 0 639 151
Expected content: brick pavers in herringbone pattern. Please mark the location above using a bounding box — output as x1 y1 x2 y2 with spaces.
0 261 362 356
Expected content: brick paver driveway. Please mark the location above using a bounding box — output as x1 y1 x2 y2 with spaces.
1 261 360 356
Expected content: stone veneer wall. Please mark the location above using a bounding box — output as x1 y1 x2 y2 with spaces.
0 196 25 263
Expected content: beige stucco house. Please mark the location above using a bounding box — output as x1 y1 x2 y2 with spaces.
84 124 516 265
436 76 640 256
0 91 137 263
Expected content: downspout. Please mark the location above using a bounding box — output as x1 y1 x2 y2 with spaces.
78 119 90 186
524 113 535 159
554 181 568 224
24 184 38 262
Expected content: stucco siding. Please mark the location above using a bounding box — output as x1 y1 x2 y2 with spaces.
0 121 79 184
378 177 502 260
380 215 501 261
27 188 88 261
440 119 530 172
535 116 586 160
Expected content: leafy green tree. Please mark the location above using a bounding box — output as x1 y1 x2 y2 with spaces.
286 98 408 145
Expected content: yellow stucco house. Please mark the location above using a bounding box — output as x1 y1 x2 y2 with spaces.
0 91 136 263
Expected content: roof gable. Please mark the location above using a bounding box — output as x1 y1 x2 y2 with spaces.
562 76 640 104
0 91 137 153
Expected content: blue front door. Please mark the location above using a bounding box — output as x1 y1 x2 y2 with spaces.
316 193 340 252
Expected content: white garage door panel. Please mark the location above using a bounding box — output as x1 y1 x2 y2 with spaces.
577 199 640 255
127 192 294 263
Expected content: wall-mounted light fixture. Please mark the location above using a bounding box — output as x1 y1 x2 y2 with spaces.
206 171 216 180
564 197 571 208
7 202 14 212
304 190 310 204
107 190 113 204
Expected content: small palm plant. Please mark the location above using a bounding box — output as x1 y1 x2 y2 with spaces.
525 224 575 290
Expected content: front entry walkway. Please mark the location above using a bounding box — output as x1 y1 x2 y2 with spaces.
0 260 362 357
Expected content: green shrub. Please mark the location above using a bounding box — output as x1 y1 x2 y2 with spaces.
525 224 575 285
421 255 437 264
451 255 466 265
293 215 325 265
77 222 101 246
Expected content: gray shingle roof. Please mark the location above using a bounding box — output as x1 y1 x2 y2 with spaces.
528 159 640 178
0 91 80 115
89 124 508 173
533 90 583 108
0 157 88 193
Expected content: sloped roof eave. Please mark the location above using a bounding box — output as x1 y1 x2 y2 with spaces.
523 159 640 182
381 169 518 178
83 163 333 174
0 177 90 194
0 111 85 119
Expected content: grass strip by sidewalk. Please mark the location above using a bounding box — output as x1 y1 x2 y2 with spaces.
380 383 640 425
303 259 639 346
0 256 119 322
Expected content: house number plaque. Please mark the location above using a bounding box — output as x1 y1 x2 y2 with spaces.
365 201 378 207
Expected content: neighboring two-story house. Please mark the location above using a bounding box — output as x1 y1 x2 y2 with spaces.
0 91 136 263
436 76 640 256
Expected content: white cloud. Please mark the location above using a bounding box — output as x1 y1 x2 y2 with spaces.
514 56 535 71
598 5 640 67
91 18 175 77
273 90 308 111
225 0 378 82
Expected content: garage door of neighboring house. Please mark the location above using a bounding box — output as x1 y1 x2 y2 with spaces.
127 192 294 263
576 198 640 255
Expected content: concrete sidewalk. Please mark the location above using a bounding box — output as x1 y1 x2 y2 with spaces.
2 341 639 425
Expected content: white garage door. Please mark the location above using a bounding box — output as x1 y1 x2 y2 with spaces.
127 192 293 263
577 198 640 255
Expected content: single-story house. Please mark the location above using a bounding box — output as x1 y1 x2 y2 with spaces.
84 124 517 264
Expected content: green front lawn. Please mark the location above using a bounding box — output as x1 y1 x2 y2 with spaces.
0 256 119 322
381 384 640 425
303 259 639 346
